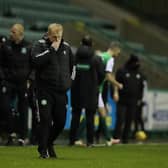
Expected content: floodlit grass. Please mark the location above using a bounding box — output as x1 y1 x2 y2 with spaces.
0 144 167 168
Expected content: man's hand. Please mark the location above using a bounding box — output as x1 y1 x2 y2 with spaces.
118 83 123 90
51 41 59 50
113 92 119 102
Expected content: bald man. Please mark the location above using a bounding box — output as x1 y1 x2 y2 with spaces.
31 23 75 159
0 23 31 145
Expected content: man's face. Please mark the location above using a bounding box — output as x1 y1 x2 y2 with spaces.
10 26 23 42
113 47 121 57
48 31 62 43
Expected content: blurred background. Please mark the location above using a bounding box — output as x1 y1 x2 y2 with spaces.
0 0 168 143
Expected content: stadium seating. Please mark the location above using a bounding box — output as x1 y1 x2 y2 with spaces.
9 0 90 16
11 7 113 28
123 41 145 53
0 16 24 28
0 27 43 42
99 29 120 40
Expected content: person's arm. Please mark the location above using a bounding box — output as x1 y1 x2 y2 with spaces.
31 40 53 67
95 56 105 85
113 85 119 102
69 47 76 80
0 44 6 80
106 72 123 89
105 57 123 89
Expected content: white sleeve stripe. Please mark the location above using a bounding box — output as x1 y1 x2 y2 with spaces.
71 66 76 80
105 58 114 72
35 49 49 58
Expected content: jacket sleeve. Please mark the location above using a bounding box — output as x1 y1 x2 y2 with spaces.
0 45 5 80
116 68 124 82
95 56 105 85
69 47 76 80
31 41 54 68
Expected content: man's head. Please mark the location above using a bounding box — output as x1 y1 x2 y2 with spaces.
108 41 121 57
47 23 63 43
125 54 140 70
81 35 92 47
10 23 24 43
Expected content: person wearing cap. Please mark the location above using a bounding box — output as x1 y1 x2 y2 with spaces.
113 54 146 143
31 23 75 158
0 24 31 145
69 35 105 147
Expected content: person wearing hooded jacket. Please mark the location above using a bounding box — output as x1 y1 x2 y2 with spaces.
113 54 146 143
69 35 105 147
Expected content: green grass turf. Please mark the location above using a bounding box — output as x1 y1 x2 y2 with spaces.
0 144 167 168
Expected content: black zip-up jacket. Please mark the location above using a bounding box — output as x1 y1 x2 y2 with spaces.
0 39 31 83
71 45 105 109
116 67 146 104
31 38 75 92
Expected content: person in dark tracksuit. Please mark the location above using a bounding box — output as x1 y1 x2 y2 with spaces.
113 54 146 143
31 23 75 159
0 35 7 134
69 35 105 147
0 24 31 145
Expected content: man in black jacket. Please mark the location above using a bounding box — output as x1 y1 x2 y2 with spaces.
0 24 31 145
113 54 146 143
69 35 105 147
0 35 7 135
31 23 75 158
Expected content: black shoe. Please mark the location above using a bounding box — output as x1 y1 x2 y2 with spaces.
68 142 74 146
38 147 49 159
87 143 94 148
18 139 25 146
48 146 57 158
6 133 17 146
39 151 49 159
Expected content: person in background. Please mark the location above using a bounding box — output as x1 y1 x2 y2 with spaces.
31 23 75 158
0 35 7 139
69 35 105 147
113 54 146 143
97 42 122 146
0 24 31 145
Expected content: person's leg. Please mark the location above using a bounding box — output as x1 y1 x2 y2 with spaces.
47 93 67 158
17 85 29 143
76 117 86 141
95 116 102 144
138 105 145 131
122 104 136 143
85 108 95 146
113 104 126 139
1 84 16 145
69 107 82 145
98 93 111 142
99 108 111 141
28 86 38 144
37 90 53 158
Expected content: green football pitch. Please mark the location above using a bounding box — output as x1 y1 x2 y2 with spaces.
0 144 167 168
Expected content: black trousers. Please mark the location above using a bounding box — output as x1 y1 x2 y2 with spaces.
114 102 137 143
37 88 67 151
69 107 95 145
0 82 28 138
134 104 145 132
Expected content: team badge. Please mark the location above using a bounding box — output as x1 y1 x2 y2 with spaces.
126 73 130 78
136 74 141 79
41 99 47 106
21 47 27 54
